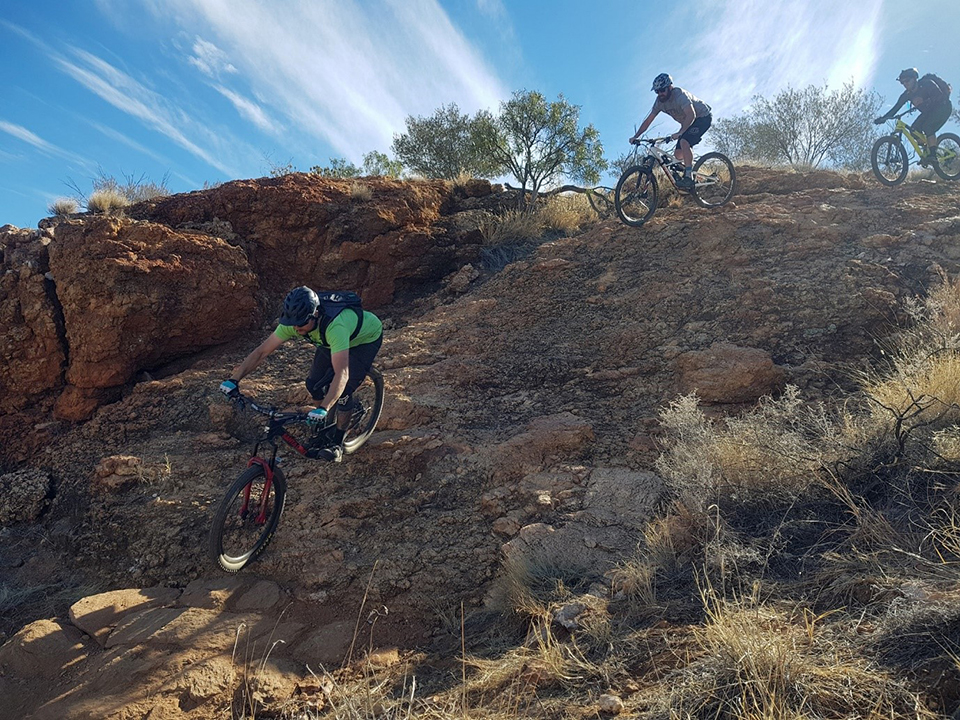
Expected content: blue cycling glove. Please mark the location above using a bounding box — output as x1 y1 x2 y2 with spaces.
306 407 328 425
219 379 240 398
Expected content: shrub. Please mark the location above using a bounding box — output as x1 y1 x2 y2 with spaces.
92 169 169 202
48 197 78 217
711 81 883 170
654 387 857 509
66 168 170 206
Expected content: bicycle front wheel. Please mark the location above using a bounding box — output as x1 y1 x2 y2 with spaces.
692 152 736 208
208 464 286 572
615 166 658 227
343 366 384 454
871 136 908 186
933 132 960 181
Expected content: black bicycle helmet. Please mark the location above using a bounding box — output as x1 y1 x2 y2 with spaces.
279 286 319 326
652 73 673 92
897 67 919 82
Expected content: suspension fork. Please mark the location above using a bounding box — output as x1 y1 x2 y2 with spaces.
245 455 276 524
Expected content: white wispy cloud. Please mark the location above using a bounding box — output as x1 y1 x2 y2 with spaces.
0 120 90 166
188 37 238 78
213 85 279 135
678 0 883 119
53 47 239 175
3 20 255 177
143 0 508 160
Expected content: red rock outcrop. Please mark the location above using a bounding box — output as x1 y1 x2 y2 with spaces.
130 173 485 307
0 226 65 413
48 216 258 420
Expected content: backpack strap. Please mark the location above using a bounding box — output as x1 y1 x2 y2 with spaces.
348 308 363 341
319 307 364 346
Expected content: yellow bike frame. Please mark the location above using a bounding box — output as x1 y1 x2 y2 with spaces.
892 115 932 159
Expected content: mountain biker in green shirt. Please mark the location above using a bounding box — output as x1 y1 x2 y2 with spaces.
219 286 383 462
630 73 713 190
874 68 953 166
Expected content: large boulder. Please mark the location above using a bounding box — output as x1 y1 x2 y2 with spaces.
48 216 258 420
676 342 786 404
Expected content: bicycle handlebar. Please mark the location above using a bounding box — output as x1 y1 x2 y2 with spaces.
227 392 309 425
632 136 673 146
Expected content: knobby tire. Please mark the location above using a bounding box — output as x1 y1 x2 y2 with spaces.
871 136 909 186
933 132 960 182
209 464 286 572
615 166 658 227
343 366 384 454
691 152 737 208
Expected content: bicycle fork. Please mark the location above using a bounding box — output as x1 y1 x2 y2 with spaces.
245 456 276 525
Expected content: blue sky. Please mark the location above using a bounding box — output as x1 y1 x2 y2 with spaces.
2 0 958 228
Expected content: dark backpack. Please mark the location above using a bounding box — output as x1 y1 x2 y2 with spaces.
921 73 952 102
317 291 364 345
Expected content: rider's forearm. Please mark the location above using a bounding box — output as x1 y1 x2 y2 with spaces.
320 369 349 411
231 348 267 382
885 99 906 118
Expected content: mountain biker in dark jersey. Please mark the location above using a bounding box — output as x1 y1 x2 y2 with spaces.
219 286 383 462
630 73 713 190
874 68 953 165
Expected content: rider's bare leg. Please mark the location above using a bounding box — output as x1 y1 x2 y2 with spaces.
677 139 693 173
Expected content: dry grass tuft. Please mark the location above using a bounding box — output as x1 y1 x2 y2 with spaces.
537 195 591 235
48 197 78 217
450 169 475 192
350 181 373 201
656 589 937 719
86 188 130 215
478 208 544 246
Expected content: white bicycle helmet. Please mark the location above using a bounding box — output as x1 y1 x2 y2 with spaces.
652 73 673 92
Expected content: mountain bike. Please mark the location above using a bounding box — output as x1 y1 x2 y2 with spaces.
614 137 736 227
208 366 384 572
871 108 960 185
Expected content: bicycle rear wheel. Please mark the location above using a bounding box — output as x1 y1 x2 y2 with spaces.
615 166 658 227
933 132 960 181
692 152 736 208
343 366 384 454
871 136 908 186
208 464 286 572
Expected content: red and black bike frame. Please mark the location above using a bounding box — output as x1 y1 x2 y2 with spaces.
242 422 309 524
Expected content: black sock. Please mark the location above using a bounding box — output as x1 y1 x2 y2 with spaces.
332 427 346 445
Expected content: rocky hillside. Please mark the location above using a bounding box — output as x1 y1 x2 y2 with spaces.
2 168 960 719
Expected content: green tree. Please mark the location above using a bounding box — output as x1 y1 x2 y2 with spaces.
361 150 404 178
309 157 361 178
392 103 497 179
711 81 882 170
476 90 606 207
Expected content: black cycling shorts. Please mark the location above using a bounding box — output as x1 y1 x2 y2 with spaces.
306 333 383 401
678 115 712 148
912 100 953 136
